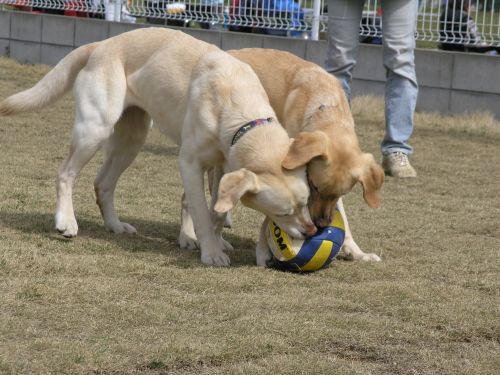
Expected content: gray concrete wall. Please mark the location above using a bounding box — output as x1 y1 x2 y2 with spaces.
1 10 500 118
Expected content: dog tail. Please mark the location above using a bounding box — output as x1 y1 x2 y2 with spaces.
0 42 98 116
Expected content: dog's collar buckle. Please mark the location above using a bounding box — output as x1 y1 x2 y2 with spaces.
231 118 273 146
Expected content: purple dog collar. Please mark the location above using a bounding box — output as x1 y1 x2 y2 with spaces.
231 118 273 146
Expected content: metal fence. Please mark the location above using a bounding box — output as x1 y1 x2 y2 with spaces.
1 0 499 46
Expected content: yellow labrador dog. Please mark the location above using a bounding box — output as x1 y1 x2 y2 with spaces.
0 28 316 266
229 49 384 263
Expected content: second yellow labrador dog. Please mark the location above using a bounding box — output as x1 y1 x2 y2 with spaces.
229 49 384 263
0 28 317 266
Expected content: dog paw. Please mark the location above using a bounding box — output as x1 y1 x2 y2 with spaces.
256 244 273 267
106 221 137 234
256 252 273 267
201 251 231 267
178 232 199 250
341 239 381 262
342 249 381 262
359 252 381 262
55 215 78 238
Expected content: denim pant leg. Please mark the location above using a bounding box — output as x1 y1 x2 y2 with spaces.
381 0 419 156
325 0 365 103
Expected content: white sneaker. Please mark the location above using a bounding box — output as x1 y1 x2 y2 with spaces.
382 152 417 178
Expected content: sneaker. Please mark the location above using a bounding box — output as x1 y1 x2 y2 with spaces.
382 152 417 178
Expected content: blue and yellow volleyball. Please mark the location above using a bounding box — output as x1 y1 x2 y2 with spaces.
266 207 345 272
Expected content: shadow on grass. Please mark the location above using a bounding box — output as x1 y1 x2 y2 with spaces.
0 210 258 268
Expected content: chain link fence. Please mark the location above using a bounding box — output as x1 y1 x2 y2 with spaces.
1 0 499 47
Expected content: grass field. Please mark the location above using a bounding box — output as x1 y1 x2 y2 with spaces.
0 57 499 374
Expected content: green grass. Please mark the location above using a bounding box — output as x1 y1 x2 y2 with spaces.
0 58 499 374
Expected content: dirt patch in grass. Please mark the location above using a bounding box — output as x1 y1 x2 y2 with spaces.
0 57 499 374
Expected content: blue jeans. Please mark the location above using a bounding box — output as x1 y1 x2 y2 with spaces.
325 0 419 156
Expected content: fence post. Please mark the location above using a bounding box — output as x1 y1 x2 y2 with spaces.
114 0 122 22
311 0 321 40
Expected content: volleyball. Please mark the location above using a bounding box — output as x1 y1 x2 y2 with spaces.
265 207 345 272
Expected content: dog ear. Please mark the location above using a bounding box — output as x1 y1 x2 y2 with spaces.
282 131 329 170
214 169 260 213
357 153 384 208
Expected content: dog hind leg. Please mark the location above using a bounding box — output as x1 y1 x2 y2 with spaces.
55 122 115 237
94 106 150 234
55 69 126 237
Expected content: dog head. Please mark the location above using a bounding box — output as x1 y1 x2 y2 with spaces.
214 166 316 239
213 118 319 239
282 130 384 227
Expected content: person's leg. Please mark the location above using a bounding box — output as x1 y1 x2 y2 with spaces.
380 0 419 177
325 0 365 103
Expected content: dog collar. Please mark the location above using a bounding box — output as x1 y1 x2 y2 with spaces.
231 118 273 146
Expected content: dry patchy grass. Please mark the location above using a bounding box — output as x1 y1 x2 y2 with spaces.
0 58 499 374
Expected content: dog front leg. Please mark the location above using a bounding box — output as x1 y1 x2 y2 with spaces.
179 165 231 250
256 218 273 267
338 198 381 262
209 165 233 252
178 175 233 251
178 192 199 250
178 155 230 267
208 167 232 228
